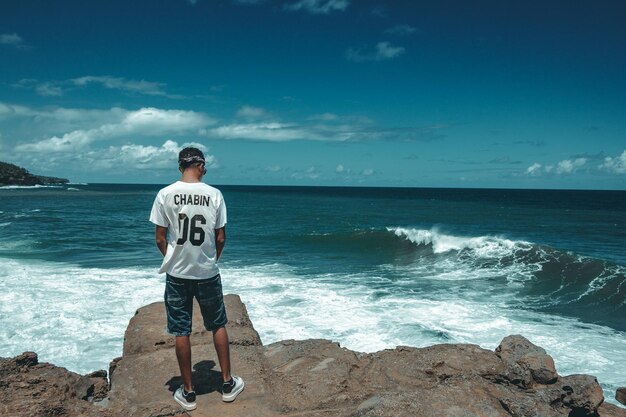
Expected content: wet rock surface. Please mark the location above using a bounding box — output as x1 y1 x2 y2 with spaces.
1 295 625 417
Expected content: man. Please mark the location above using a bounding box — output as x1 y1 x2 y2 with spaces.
149 147 244 411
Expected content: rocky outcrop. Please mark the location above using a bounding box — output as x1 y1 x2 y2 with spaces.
496 334 558 387
1 295 625 417
617 388 626 406
0 161 69 186
0 351 109 416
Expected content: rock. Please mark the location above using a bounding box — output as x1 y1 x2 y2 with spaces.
87 370 109 402
108 356 122 383
617 387 626 405
122 296 261 357
496 334 558 387
3 295 626 417
108 294 273 417
600 402 626 417
0 351 110 416
14 351 38 367
559 374 604 414
87 369 107 378
262 339 359 412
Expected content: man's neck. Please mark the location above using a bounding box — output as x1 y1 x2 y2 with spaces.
180 172 202 183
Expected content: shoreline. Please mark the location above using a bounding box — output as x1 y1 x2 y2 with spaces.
2 295 625 416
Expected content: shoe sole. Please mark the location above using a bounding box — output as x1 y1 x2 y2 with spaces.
222 378 245 402
174 393 197 411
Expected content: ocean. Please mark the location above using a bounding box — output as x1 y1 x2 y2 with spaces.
0 184 624 405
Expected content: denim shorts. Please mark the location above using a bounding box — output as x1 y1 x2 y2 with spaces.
164 273 228 336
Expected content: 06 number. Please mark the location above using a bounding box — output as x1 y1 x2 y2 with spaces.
176 214 206 246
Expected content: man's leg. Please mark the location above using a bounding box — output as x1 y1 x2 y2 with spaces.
213 326 244 402
175 335 193 392
165 275 195 395
197 275 244 401
212 327 231 382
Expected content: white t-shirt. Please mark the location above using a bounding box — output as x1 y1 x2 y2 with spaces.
149 181 227 279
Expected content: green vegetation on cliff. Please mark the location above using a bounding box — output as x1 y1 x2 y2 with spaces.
0 161 69 186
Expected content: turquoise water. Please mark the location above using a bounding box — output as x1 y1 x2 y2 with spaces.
0 184 624 404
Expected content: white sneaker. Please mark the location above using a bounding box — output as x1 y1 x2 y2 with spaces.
222 376 245 402
174 385 197 411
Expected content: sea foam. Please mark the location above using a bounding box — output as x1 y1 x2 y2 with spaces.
0 256 624 405
0 259 163 374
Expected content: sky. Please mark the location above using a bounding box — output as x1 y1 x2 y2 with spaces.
1 0 625 189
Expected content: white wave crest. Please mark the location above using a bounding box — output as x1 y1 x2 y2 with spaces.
0 185 64 190
388 227 528 257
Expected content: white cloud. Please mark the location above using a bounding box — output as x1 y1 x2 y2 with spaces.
526 158 589 176
0 102 37 118
70 76 177 97
334 164 375 181
14 76 179 98
265 165 282 172
206 122 337 141
284 0 349 14
376 42 405 60
0 102 135 139
291 166 320 180
0 33 28 49
2 102 446 146
109 140 215 170
346 42 405 62
36 83 63 97
526 163 542 176
599 150 626 174
309 112 338 121
370 6 388 17
384 24 417 35
15 140 216 174
203 119 449 142
556 158 587 174
16 107 216 153
0 33 23 44
236 105 268 119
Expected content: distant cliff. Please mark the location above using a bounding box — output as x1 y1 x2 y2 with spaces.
0 161 69 186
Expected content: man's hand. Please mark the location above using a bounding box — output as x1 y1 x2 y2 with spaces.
215 227 226 261
155 225 168 256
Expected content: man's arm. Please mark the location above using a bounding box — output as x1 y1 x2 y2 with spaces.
155 225 168 257
215 226 226 261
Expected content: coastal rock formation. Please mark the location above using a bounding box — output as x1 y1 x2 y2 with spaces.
0 351 109 416
0 161 69 186
1 295 625 417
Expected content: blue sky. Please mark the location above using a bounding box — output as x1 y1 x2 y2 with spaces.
1 0 625 189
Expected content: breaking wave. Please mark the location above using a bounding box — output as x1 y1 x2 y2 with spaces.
388 227 626 329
